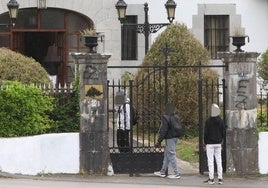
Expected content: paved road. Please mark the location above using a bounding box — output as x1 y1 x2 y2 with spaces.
0 173 267 188
0 178 200 188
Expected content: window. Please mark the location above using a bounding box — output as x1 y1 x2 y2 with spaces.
122 16 137 60
204 15 229 59
41 9 64 29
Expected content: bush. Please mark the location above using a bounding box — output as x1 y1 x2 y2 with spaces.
48 88 80 133
135 23 218 137
257 109 268 132
0 81 54 137
257 49 268 82
0 47 51 85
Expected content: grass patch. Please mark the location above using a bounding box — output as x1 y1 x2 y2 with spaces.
177 137 199 164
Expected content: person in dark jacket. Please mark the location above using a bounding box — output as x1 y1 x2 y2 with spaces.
204 103 225 185
154 103 181 179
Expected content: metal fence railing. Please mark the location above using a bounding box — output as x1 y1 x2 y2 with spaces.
257 90 268 128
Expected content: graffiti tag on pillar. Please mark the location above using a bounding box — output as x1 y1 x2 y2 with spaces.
235 79 249 109
81 85 103 122
83 65 99 80
229 63 250 76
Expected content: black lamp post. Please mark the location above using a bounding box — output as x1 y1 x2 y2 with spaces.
0 0 19 27
160 43 174 105
115 0 176 54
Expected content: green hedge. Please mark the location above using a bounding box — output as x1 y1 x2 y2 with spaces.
257 109 268 132
0 81 54 137
48 89 80 133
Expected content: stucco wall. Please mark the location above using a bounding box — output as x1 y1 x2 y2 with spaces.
0 133 79 175
259 132 268 174
0 132 267 175
127 0 268 54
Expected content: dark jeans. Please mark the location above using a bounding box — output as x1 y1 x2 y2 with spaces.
117 129 130 153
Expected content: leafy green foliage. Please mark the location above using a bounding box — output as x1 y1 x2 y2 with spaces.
0 48 79 136
0 81 54 137
257 49 268 86
121 71 134 82
257 109 268 132
135 23 219 137
48 87 80 133
0 47 51 85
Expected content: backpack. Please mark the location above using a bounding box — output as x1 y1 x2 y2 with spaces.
131 106 139 125
123 102 139 125
166 115 183 138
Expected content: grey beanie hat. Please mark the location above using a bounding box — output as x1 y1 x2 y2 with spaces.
211 104 220 117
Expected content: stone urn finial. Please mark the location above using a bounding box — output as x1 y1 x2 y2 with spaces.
229 28 249 52
229 35 250 52
80 28 98 53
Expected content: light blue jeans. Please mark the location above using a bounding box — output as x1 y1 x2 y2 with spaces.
160 137 179 175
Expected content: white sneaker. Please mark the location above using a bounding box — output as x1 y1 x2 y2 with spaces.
167 174 181 179
154 171 166 177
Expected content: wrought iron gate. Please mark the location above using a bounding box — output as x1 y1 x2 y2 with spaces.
107 65 226 175
107 74 166 175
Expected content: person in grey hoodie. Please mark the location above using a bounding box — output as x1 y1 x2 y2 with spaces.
204 104 225 185
154 103 181 179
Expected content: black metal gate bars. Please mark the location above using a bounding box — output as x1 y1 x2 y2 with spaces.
107 68 166 175
107 65 226 175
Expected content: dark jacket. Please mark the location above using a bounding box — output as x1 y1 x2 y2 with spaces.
204 116 225 145
157 114 180 144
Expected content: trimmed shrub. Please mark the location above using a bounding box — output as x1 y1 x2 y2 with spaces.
135 23 218 137
0 81 54 137
0 47 51 85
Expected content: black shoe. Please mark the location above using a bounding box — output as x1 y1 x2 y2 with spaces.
218 179 223 185
204 179 215 185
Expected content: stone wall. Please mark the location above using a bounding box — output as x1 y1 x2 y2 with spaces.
219 52 259 175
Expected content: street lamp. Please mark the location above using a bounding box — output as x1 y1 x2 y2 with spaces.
0 0 19 27
160 43 174 105
115 0 176 54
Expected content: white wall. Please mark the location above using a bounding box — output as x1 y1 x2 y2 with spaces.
0 133 79 175
0 132 267 175
258 132 268 174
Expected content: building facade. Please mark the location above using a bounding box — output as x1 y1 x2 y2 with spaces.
0 0 145 84
1 0 268 87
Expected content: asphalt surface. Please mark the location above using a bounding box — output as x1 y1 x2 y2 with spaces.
0 172 268 188
0 160 267 188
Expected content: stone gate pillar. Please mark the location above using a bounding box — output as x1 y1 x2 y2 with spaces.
218 52 259 174
71 52 111 174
